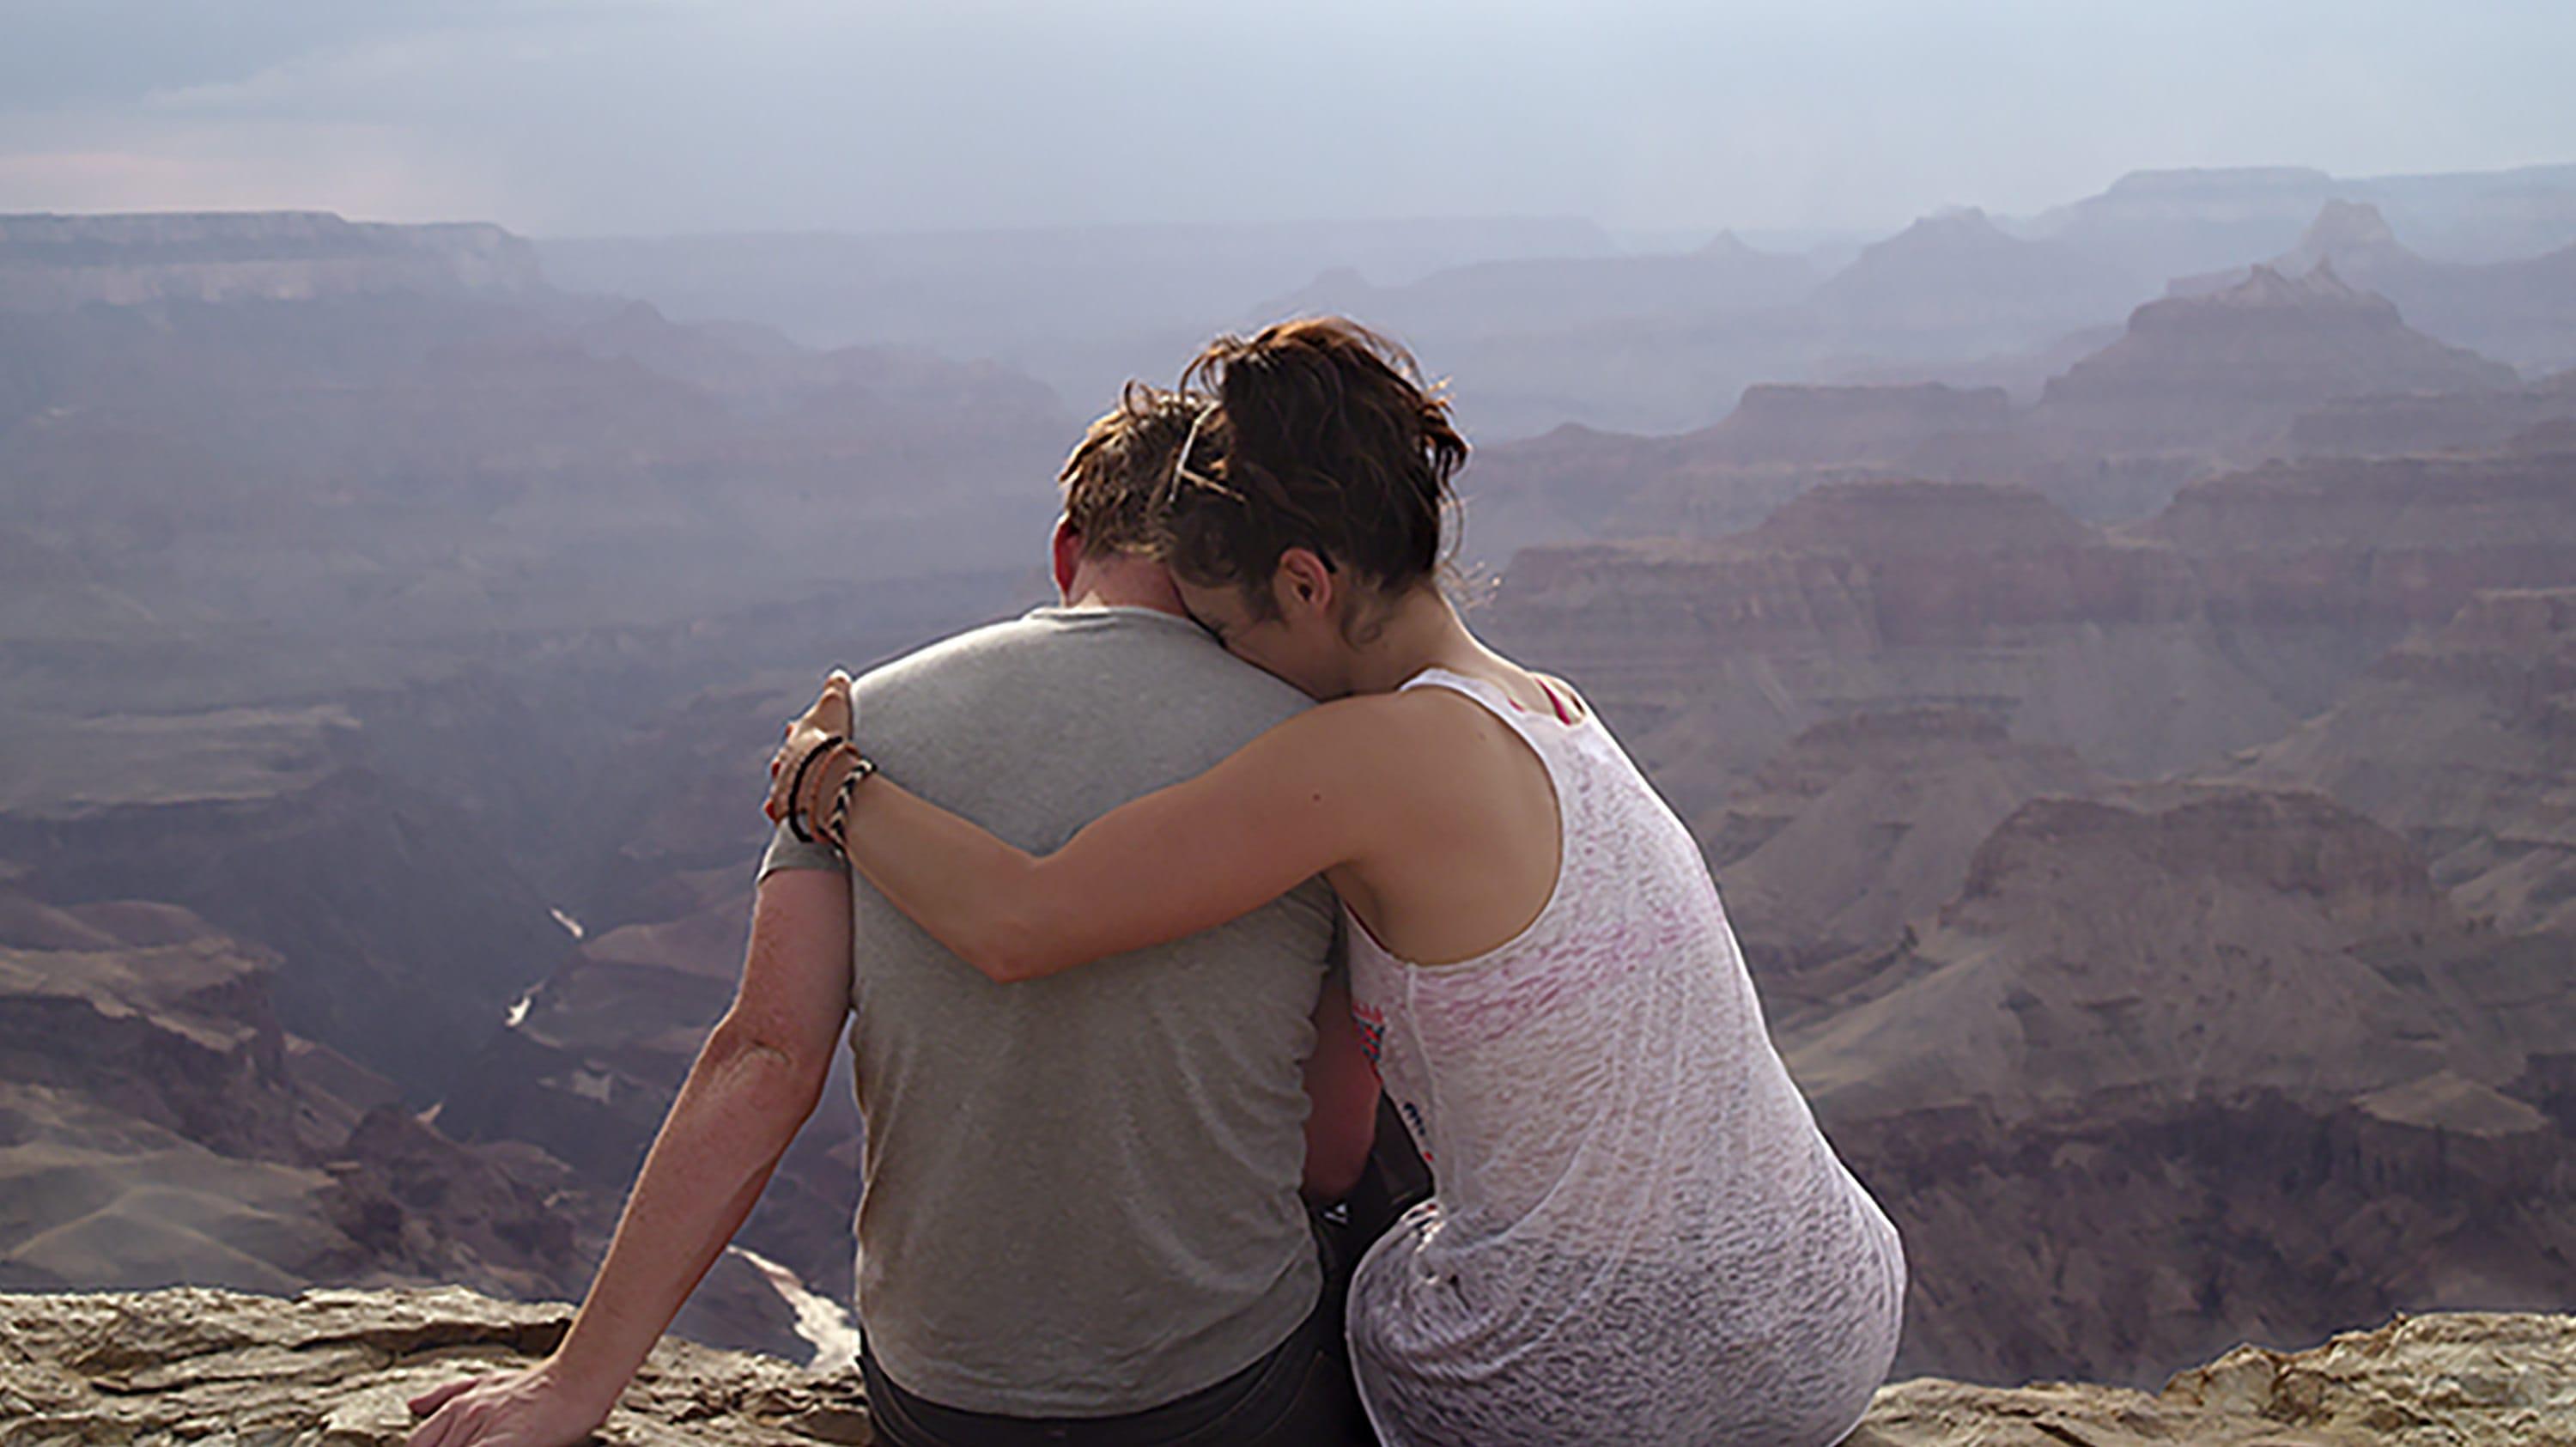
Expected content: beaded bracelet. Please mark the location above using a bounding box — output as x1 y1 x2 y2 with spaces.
823 755 878 854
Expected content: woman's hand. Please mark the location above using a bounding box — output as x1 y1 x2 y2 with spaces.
764 670 854 828
404 1359 613 1447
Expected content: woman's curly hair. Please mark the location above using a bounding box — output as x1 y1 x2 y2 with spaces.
1157 316 1467 616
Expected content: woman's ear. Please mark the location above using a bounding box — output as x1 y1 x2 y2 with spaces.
1276 548 1336 617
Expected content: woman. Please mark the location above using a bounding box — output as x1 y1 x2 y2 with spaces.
768 318 1905 1446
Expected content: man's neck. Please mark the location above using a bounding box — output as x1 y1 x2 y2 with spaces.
1062 555 1188 618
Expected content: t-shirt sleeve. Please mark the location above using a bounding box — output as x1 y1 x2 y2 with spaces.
756 820 846 885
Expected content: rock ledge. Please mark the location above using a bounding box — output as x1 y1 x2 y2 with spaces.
1 1287 2568 1445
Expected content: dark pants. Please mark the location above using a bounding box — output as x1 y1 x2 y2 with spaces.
860 1290 1362 1447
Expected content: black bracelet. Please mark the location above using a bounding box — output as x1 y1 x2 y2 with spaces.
783 734 848 843
824 755 878 854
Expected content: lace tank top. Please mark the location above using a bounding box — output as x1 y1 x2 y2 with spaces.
1342 667 1905 1447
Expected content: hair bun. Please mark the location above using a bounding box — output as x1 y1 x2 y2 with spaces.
1162 316 1467 615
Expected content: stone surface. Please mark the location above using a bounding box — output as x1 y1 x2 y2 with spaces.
3 1286 2568 1446
1850 1312 2576 1446
0 1286 870 1445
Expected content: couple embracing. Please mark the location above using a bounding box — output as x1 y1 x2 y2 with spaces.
407 319 1904 1447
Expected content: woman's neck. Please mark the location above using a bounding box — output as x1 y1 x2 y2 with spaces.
1345 586 1497 696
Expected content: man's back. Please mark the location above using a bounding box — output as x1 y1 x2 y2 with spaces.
762 605 1334 1416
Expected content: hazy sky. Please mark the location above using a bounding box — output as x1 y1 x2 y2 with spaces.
5 0 2572 239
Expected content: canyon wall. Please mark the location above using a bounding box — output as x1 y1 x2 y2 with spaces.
0 212 544 311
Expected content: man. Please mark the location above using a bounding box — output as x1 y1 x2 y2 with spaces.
408 386 1381 1447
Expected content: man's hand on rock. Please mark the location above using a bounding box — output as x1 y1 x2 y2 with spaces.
404 1359 612 1447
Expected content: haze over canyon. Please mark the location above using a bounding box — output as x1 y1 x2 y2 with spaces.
4 159 2576 1401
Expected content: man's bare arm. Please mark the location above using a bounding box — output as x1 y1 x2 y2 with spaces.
406 866 853 1447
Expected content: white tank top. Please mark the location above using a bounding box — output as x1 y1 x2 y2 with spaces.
1343 667 1906 1447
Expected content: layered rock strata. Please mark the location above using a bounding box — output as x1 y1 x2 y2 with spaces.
1493 460 2576 818
1489 480 2272 810
1783 783 2576 1383
1701 707 2103 1007
2220 587 2576 933
2034 262 2518 457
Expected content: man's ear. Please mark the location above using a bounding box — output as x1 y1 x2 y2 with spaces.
1276 548 1336 617
1050 517 1083 600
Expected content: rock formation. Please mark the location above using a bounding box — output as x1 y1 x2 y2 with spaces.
0 1286 869 1445
2287 370 2576 458
2 1285 2567 1446
2136 452 2576 631
1457 382 2014 561
1789 786 2509 1118
1488 479 2293 810
1683 382 2014 470
1458 262 2543 548
1701 708 2103 1010
2219 587 2576 933
0 212 544 311
2033 262 2518 459
0 708 568 1102
1492 450 2576 812
1849 1311 2576 1446
2175 199 2576 374
2027 166 2349 282
0 888 574 1303
2171 198 2416 300
1801 209 2146 351
1262 228 1819 342
1784 784 2576 1383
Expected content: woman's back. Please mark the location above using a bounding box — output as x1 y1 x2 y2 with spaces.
1346 668 1905 1447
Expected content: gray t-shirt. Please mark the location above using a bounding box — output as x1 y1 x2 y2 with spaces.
760 605 1336 1416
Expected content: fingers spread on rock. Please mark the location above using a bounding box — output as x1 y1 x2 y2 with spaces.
410 1378 475 1416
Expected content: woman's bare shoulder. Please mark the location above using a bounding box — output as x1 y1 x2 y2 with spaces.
1242 687 1489 775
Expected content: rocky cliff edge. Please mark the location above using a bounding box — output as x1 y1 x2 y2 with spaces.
1 1286 2567 1445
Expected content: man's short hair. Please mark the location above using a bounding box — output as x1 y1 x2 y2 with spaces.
1059 382 1212 559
